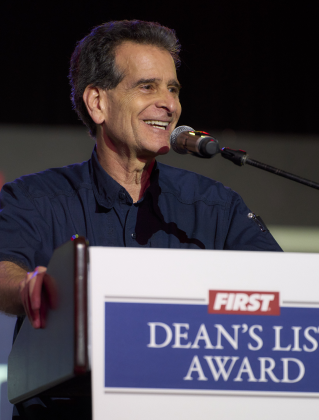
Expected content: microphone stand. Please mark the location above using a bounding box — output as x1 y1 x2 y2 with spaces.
220 147 319 191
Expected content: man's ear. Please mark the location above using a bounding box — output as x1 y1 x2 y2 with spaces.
82 86 106 124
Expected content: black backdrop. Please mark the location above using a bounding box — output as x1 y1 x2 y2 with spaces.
1 0 318 134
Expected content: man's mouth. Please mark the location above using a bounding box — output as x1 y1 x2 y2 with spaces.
143 120 170 130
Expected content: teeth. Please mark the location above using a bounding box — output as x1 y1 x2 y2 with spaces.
144 120 169 130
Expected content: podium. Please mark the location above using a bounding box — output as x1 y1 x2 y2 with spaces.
8 237 90 404
8 239 319 420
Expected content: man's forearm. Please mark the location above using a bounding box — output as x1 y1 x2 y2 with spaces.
0 261 26 315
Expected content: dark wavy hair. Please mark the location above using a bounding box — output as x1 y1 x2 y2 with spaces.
69 20 181 137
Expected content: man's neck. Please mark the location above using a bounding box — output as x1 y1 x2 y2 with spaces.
96 141 155 203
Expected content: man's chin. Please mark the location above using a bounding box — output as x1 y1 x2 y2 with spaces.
156 145 170 156
137 145 170 162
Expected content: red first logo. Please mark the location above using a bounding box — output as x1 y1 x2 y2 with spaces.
208 290 280 316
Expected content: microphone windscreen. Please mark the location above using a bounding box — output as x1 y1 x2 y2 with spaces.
170 125 194 154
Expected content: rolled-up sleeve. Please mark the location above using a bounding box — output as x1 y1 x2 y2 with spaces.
223 192 282 251
0 181 52 270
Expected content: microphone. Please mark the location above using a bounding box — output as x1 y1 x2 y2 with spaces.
170 126 220 158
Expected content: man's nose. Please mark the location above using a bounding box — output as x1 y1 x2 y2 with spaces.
155 89 180 114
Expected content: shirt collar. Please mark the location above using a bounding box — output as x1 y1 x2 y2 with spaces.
89 146 159 208
89 146 123 209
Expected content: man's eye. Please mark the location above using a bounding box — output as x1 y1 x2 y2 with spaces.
169 86 180 95
142 84 152 90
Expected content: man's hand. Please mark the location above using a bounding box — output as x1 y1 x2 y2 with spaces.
19 266 58 328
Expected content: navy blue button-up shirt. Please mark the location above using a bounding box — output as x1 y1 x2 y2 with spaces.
1 147 281 418
0 148 281 271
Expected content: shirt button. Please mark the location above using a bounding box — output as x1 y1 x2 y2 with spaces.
131 232 136 239
119 191 126 200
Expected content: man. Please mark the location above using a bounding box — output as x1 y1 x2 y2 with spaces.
0 20 282 418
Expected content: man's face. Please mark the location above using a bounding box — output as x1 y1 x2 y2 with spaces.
99 41 182 160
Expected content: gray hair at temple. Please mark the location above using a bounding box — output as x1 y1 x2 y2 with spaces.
69 20 181 137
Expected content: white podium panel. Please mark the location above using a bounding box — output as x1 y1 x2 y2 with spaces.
89 248 319 420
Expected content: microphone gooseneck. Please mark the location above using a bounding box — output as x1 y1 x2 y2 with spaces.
170 126 319 191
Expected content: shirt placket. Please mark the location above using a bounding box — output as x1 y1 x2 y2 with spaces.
124 203 139 247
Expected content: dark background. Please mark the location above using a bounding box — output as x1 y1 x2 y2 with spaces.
1 0 318 134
